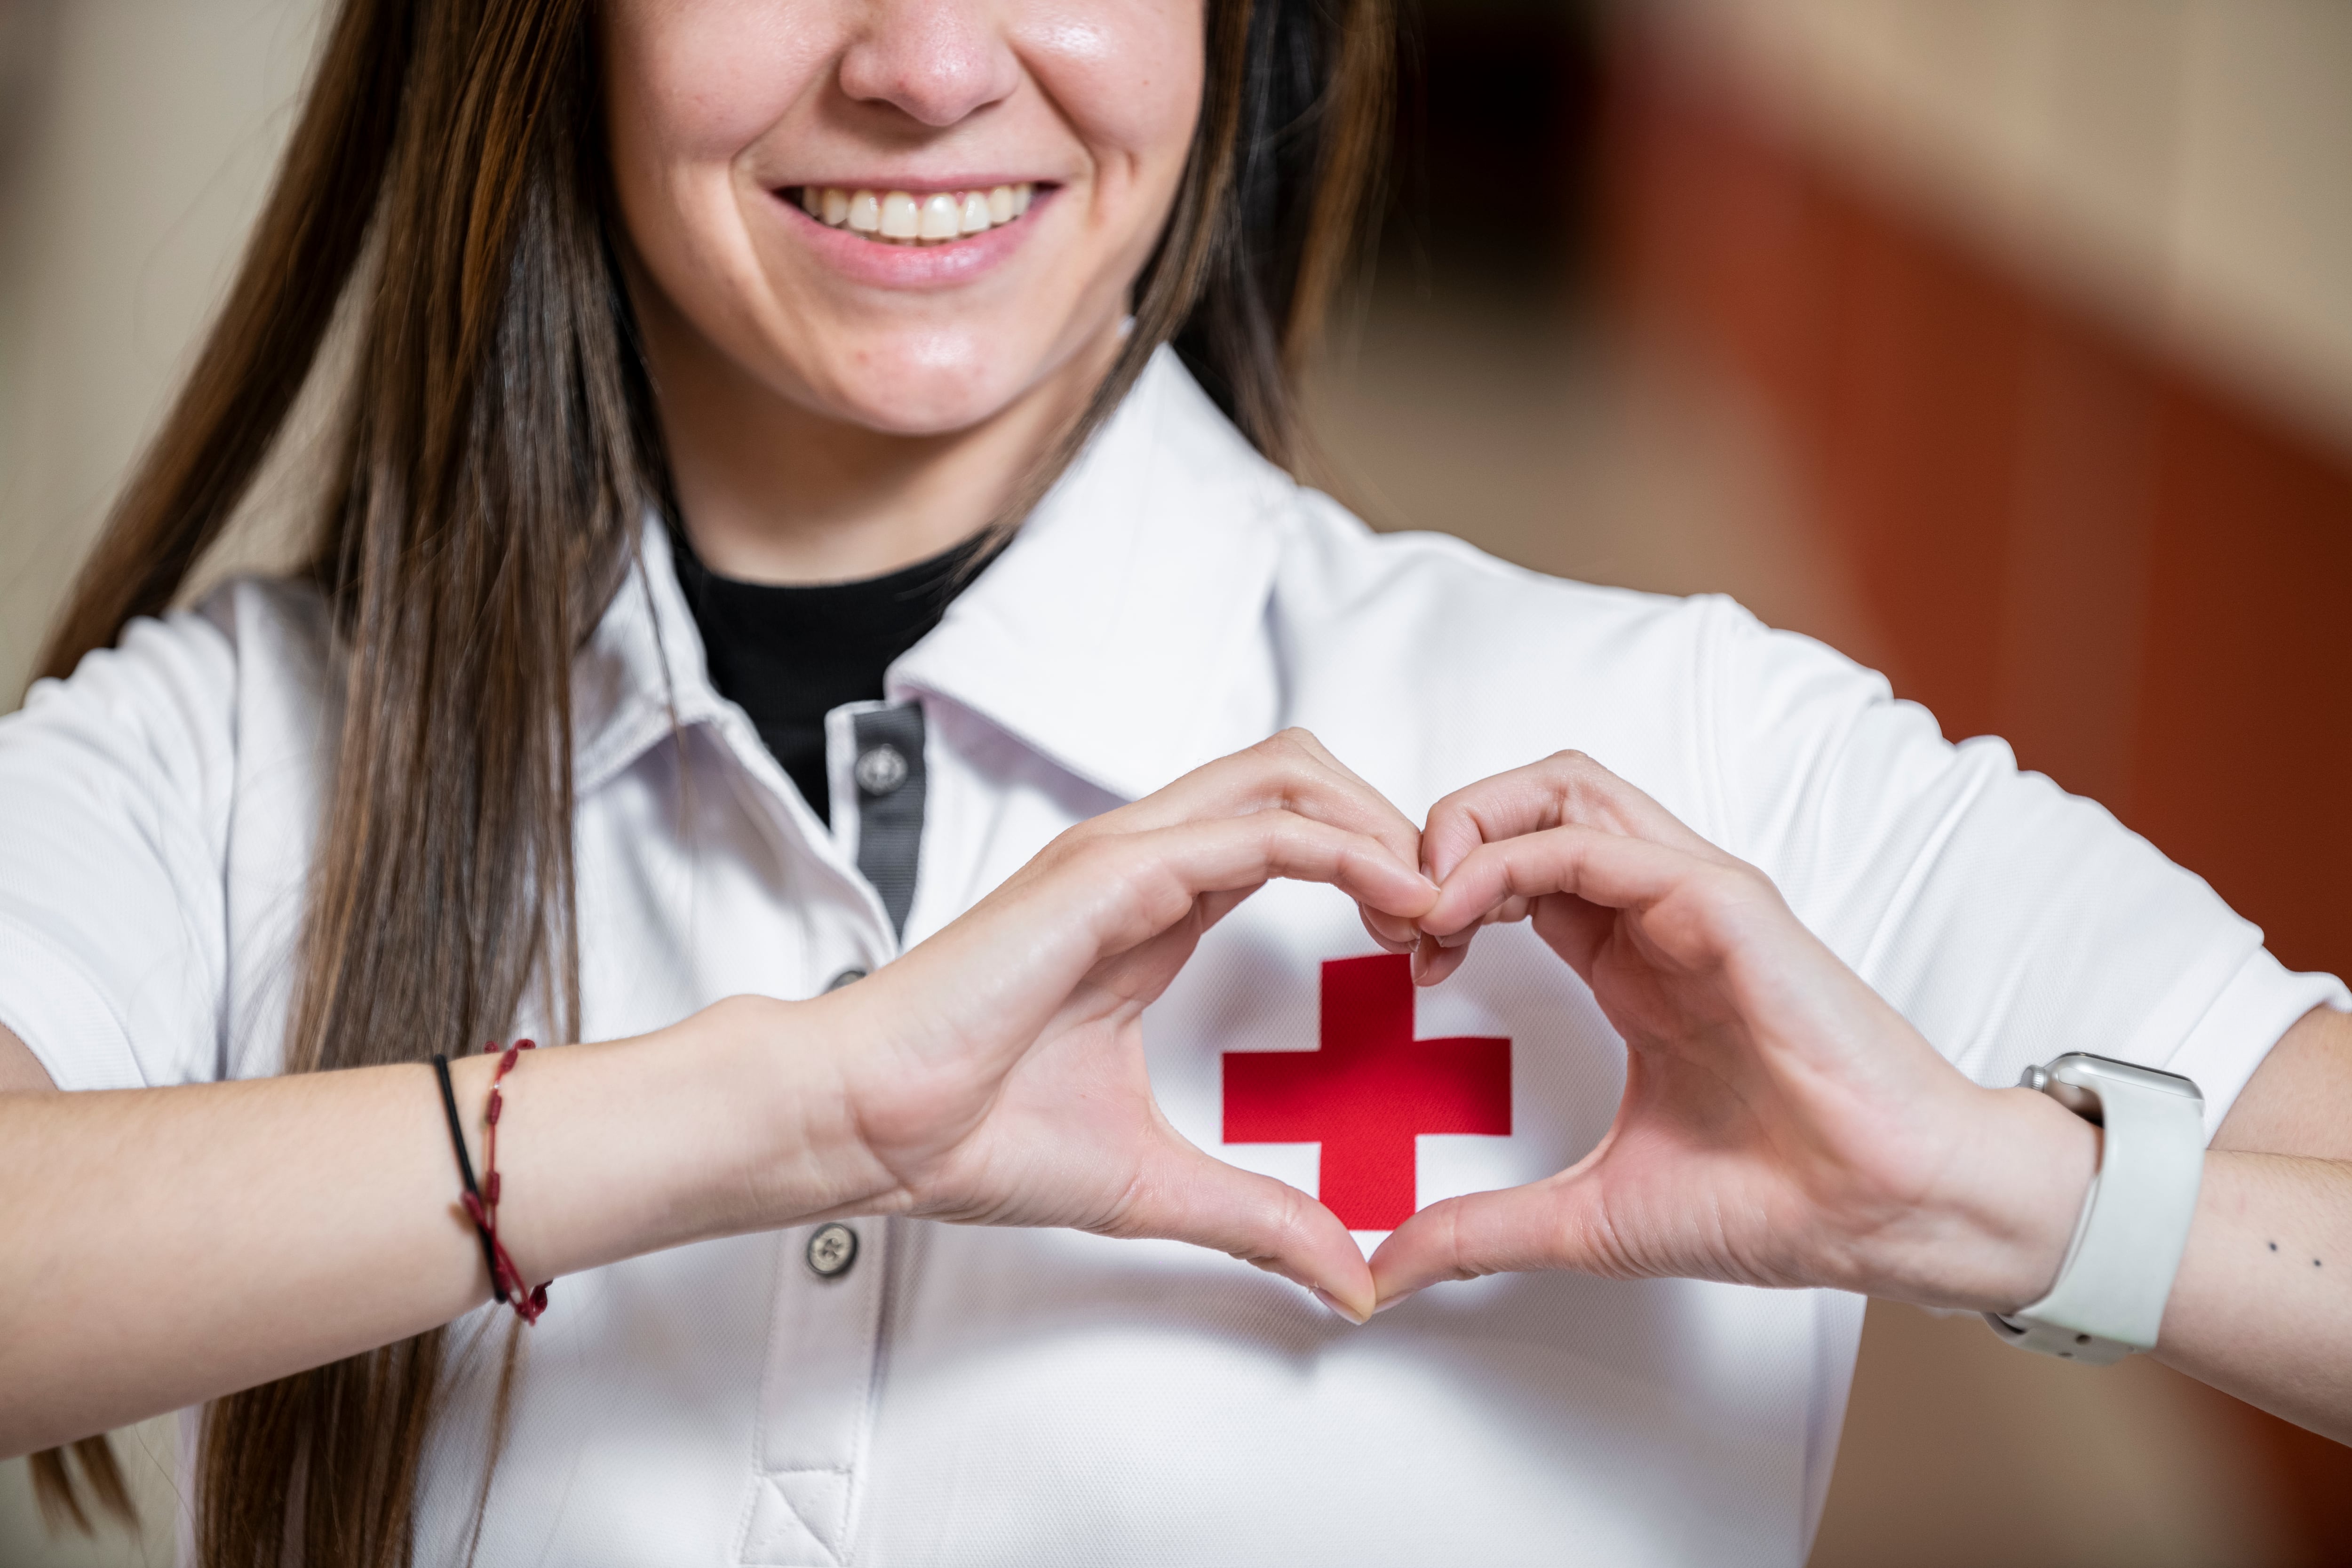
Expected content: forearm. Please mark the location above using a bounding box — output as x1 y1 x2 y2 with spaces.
2150 1150 2352 1443
1896 1094 2352 1443
0 996 867 1457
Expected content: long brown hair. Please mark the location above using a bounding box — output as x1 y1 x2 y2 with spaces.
29 0 1391 1561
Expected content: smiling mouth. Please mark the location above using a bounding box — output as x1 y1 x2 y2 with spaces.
787 183 1038 246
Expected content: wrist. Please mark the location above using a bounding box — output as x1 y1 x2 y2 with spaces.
1875 1084 2100 1314
693 993 908 1232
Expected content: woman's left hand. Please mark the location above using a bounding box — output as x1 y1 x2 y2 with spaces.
1370 752 2098 1315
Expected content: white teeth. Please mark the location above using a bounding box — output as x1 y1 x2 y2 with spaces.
918 192 961 240
799 183 1038 244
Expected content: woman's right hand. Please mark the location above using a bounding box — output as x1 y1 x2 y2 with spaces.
757 729 1438 1321
0 730 1427 1456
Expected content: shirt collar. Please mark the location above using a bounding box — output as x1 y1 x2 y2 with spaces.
890 348 1291 802
573 347 1293 804
572 521 728 796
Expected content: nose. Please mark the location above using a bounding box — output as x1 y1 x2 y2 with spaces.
836 0 1022 129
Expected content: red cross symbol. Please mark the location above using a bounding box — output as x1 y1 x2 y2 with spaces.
1221 954 1511 1231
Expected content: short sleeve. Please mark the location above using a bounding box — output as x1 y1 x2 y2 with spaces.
0 607 244 1090
1703 599 2350 1139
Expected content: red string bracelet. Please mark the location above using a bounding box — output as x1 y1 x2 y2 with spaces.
456 1040 551 1324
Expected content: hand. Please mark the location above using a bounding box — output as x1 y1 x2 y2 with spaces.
809 730 1436 1321
1372 752 2097 1315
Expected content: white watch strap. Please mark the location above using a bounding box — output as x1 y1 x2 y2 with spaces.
1984 1054 2204 1365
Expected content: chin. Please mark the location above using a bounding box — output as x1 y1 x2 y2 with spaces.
803 334 1064 438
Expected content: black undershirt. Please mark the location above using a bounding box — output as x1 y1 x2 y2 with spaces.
671 527 996 822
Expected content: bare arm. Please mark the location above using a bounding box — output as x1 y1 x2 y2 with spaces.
0 1001 850 1457
2154 1006 2352 1439
0 1027 56 1091
0 733 1438 1458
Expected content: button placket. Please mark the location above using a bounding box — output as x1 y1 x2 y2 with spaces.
845 704 927 939
734 704 930 1568
735 1219 891 1567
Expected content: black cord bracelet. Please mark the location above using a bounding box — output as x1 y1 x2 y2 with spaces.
432 1053 509 1305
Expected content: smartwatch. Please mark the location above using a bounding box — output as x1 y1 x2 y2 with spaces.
1983 1052 2205 1365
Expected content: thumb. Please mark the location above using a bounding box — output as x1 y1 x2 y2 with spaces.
1367 1172 1618 1307
1116 1128 1376 1322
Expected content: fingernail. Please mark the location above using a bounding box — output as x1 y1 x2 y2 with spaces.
1309 1286 1369 1326
1371 1291 1415 1315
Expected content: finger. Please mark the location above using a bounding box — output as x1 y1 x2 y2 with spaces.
1405 897 1526 986
1420 751 1722 885
1360 907 1424 952
1527 892 1625 979
1420 825 1728 942
1429 898 1528 950
1273 735 1430 954
896 815 1440 1066
1367 1174 1617 1306
1359 905 1418 955
1411 933 1471 987
1115 730 1426 888
1116 1127 1376 1321
1072 812 1442 959
1145 732 1429 953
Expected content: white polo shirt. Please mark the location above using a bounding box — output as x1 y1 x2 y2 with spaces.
2 350 2342 1567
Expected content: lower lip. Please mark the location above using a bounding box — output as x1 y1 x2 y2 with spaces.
776 188 1055 290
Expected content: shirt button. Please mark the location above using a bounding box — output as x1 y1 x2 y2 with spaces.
824 967 868 992
854 744 909 796
806 1222 859 1280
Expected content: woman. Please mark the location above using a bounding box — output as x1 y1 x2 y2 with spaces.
1 0 2341 1564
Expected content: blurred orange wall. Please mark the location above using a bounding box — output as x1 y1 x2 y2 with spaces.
1599 21 2352 1560
1603 21 2352 979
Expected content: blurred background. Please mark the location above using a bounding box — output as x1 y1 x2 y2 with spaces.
3 0 2348 1564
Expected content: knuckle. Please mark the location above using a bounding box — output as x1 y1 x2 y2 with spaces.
1533 751 1608 825
1257 732 1331 791
1438 1202 1489 1283
1702 862 1773 910
1256 728 1313 763
1065 833 1131 883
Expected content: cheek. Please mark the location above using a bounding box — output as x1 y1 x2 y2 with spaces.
604 0 835 174
1018 0 1204 180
